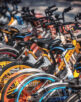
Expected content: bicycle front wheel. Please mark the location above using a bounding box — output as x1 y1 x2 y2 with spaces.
1 68 43 102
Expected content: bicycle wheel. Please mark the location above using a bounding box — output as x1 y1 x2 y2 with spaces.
29 82 69 102
65 92 81 102
1 68 44 102
14 73 59 102
0 61 34 91
0 46 19 58
0 56 12 72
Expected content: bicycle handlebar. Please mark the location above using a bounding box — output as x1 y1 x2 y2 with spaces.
48 5 56 10
63 6 72 13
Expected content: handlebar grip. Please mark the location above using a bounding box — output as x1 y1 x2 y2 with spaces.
48 5 56 10
50 8 58 12
45 7 58 16
64 6 72 13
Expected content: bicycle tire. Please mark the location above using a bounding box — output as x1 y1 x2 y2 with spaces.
36 82 69 102
65 92 81 102
0 61 34 84
14 73 59 102
1 68 43 102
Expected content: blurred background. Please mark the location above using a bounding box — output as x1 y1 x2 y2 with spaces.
1 0 81 21
17 0 81 21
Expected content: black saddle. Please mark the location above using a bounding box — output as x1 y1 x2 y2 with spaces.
68 78 81 90
33 38 61 49
16 32 32 36
50 44 74 54
33 38 52 43
13 32 32 40
18 41 32 47
63 44 75 50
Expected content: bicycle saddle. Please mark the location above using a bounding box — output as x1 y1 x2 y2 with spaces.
49 39 61 49
15 32 32 37
50 44 74 54
13 32 32 40
18 41 32 47
63 44 75 50
33 38 61 49
33 38 52 43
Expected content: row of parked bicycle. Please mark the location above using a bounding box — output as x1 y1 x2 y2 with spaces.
0 3 81 102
